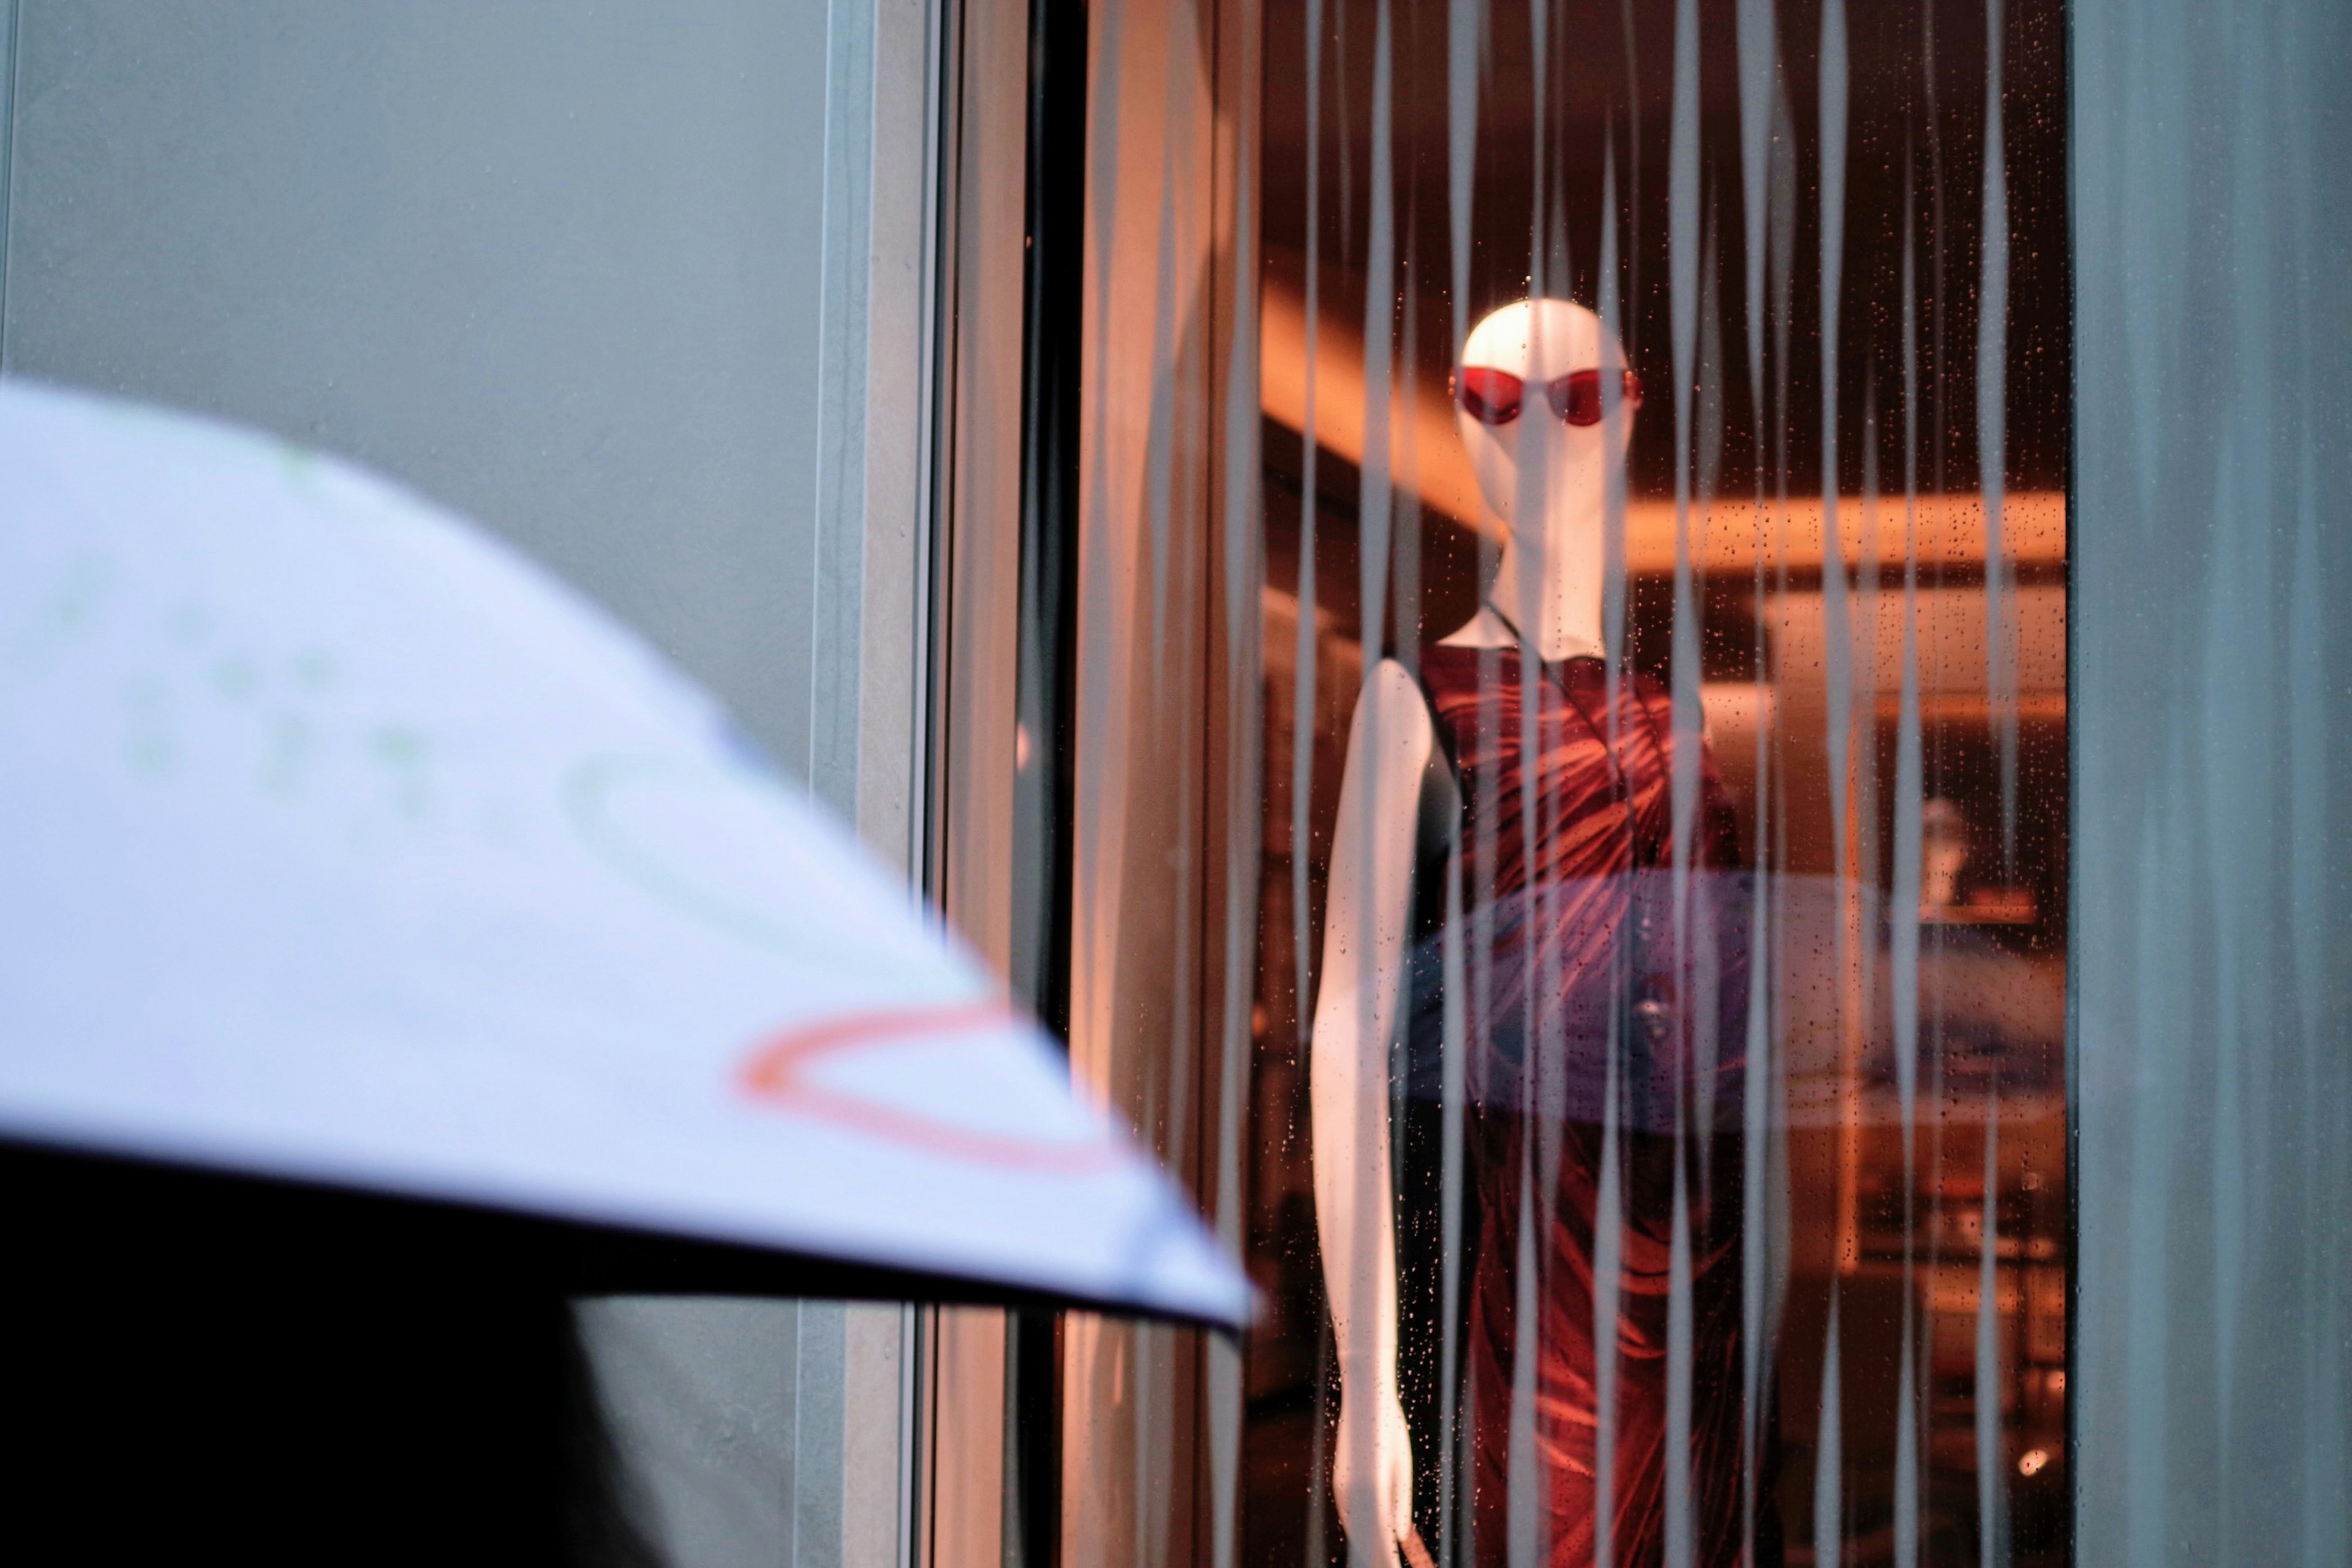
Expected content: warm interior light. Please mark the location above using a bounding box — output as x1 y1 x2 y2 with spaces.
1259 266 2067 574
2018 1447 2051 1477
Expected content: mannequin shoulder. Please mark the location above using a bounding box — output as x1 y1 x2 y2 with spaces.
1434 606 1514 649
1366 656 1427 703
1347 658 1437 753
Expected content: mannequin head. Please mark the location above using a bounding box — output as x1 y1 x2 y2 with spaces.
1453 300 1640 657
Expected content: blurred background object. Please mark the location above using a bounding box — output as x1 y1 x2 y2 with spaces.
0 383 1243 1560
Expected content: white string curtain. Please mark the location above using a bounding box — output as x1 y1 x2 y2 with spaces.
1038 0 2237 1564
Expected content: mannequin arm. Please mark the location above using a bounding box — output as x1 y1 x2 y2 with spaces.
1311 658 1435 1553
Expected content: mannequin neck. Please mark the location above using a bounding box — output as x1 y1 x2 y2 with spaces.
1446 533 1605 662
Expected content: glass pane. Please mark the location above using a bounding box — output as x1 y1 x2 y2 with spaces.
1056 1 2073 1565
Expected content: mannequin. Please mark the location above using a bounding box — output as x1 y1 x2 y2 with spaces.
1311 301 1760 1568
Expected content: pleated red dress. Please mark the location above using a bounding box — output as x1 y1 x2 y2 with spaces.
1409 643 1770 1568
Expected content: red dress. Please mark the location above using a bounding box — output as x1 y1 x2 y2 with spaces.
1407 643 1769 1568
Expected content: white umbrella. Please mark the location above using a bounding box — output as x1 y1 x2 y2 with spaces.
0 379 1246 1329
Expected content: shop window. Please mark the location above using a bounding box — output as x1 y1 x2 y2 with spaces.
951 0 2352 1564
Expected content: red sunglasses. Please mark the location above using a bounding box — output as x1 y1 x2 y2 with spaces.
1455 366 1645 427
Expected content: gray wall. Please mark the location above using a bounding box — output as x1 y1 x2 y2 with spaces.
0 4 931 1564
2072 0 2352 1560
2 2 836 777
576 1300 911 1568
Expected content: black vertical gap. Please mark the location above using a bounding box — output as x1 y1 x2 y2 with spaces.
1006 0 1087 1559
1004 1308 1065 1568
1011 0 1085 1042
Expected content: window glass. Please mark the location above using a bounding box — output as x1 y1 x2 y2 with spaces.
1057 1 2074 1565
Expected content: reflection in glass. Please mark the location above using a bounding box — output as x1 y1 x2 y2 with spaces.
1052 1 2070 1566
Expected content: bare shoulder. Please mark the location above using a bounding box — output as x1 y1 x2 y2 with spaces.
1363 658 1435 745
1434 606 1512 649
